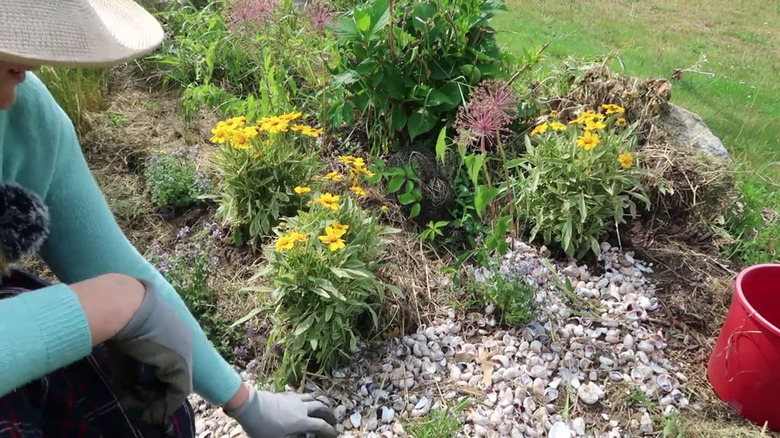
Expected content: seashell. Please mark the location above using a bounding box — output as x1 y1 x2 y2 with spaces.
637 341 655 353
530 340 543 353
605 334 620 344
578 358 592 371
449 322 461 334
422 359 437 375
333 405 347 421
657 374 674 393
626 308 647 322
532 378 545 395
523 396 536 414
623 334 634 349
599 356 614 367
503 333 515 347
349 411 362 429
484 339 499 350
548 421 571 438
504 345 518 354
544 387 559 402
571 417 586 435
503 366 521 380
584 344 596 358
491 354 510 368
485 302 495 314
430 350 444 362
578 382 603 405
471 412 489 426
424 326 436 340
530 365 547 379
489 409 503 426
609 370 624 381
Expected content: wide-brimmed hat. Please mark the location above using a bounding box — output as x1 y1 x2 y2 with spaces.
0 0 164 68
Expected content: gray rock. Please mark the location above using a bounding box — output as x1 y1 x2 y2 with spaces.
656 102 731 161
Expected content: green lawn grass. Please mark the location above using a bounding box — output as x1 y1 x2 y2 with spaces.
493 0 780 264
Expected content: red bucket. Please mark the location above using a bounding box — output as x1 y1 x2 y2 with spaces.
707 263 780 430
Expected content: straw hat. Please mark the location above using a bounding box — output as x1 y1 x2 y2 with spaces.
0 0 164 68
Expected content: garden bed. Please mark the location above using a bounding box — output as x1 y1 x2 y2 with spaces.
27 0 779 436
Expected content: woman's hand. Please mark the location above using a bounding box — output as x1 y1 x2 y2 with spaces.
225 384 340 438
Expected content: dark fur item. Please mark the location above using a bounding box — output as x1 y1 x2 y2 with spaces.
0 183 50 272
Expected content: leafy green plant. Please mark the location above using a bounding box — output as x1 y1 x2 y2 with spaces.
404 397 471 438
143 152 211 208
148 223 243 361
470 262 537 326
368 159 425 219
146 0 335 122
327 0 510 153
421 220 449 244
238 194 398 387
208 113 325 248
510 106 651 258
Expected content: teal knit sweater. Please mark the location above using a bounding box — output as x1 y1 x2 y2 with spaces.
0 73 242 404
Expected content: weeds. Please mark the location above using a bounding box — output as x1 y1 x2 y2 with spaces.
143 152 211 209
35 67 109 137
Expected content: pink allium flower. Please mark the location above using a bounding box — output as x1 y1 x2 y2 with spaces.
454 79 519 151
226 0 279 32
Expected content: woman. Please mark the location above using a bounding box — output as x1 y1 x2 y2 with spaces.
0 1 338 437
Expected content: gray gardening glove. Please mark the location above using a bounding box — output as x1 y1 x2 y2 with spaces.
105 278 194 427
225 387 340 438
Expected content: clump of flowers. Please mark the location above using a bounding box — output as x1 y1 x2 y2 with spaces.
248 192 396 387
209 112 325 247
514 104 649 258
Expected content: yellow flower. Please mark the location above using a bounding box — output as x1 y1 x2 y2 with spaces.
224 116 247 128
549 121 567 132
259 117 289 134
530 123 549 135
315 193 341 211
300 126 324 137
279 112 303 122
330 221 349 236
576 132 600 151
352 157 366 168
618 152 633 169
584 120 606 131
294 186 312 195
380 205 389 212
275 231 307 252
602 104 625 115
318 230 346 251
324 171 344 181
230 129 252 149
291 124 307 132
339 155 357 165
350 166 375 178
350 185 367 196
210 125 233 144
570 110 605 125
616 117 627 126
550 110 558 117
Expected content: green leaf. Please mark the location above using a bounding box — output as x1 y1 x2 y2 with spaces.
407 108 436 141
435 126 447 163
310 338 319 350
391 104 407 132
355 10 371 34
398 193 417 205
410 203 421 218
474 185 499 218
294 314 315 336
325 306 334 321
387 175 405 193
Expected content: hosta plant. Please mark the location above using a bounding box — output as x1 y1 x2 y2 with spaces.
510 105 651 258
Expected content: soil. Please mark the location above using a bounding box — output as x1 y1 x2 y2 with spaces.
49 66 776 436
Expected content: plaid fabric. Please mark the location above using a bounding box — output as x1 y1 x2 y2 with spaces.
0 270 196 438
